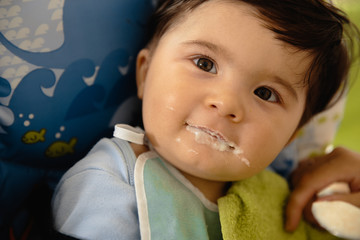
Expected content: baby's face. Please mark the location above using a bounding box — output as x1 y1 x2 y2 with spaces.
137 0 311 181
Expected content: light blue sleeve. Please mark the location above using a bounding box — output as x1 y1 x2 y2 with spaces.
52 138 139 239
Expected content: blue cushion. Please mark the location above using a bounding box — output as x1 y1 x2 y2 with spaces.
0 0 155 234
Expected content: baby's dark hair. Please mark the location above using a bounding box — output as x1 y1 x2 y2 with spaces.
147 0 359 127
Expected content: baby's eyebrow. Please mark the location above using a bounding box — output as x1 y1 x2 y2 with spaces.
181 40 223 54
272 75 299 101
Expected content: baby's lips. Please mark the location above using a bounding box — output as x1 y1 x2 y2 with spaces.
186 122 228 141
185 124 250 167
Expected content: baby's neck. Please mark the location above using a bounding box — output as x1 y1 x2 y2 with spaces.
130 142 149 157
130 142 229 203
180 171 230 204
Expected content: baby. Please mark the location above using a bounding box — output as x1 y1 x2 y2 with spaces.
52 0 357 239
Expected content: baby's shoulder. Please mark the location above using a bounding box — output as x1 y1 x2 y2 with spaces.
59 137 138 186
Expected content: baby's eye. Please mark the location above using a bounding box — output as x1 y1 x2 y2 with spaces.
193 57 217 74
254 87 280 103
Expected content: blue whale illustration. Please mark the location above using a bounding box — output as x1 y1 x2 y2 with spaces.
0 0 155 165
0 0 156 235
0 0 154 68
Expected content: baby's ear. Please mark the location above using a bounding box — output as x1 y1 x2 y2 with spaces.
136 49 150 99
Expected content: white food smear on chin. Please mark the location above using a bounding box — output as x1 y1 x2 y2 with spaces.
186 125 250 167
176 137 199 155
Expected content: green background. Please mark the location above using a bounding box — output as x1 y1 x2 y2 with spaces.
333 0 360 151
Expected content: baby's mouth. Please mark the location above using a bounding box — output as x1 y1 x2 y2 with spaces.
185 124 250 166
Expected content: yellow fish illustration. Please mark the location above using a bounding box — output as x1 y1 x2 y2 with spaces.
45 138 77 158
22 129 46 144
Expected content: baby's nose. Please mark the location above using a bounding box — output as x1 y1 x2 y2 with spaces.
206 96 244 123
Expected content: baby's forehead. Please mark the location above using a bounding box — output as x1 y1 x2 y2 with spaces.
151 0 316 85
163 2 312 68
148 2 310 103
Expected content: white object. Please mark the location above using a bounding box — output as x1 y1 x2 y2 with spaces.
312 201 360 240
312 182 360 240
113 124 145 145
317 182 350 197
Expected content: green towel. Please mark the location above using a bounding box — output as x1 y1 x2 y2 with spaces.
218 170 343 240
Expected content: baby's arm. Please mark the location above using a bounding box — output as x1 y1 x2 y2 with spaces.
52 138 139 239
285 146 360 231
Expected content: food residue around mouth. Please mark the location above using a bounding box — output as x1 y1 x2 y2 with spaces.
186 124 250 167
